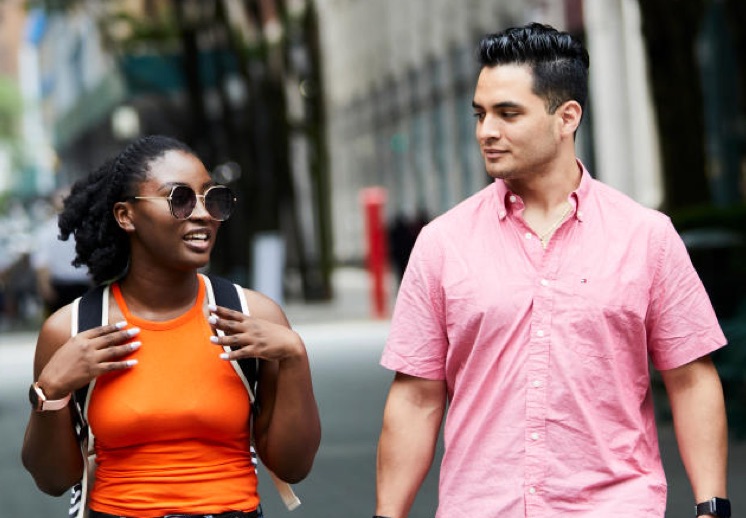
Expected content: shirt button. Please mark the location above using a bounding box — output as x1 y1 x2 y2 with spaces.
530 432 540 440
529 487 537 494
540 279 549 287
577 210 584 219
532 380 542 388
499 211 506 219
509 195 517 203
525 232 533 240
536 330 545 337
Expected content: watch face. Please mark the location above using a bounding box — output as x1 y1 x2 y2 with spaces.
697 498 731 518
28 384 41 410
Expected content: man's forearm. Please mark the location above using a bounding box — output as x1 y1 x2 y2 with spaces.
375 374 446 518
662 356 728 502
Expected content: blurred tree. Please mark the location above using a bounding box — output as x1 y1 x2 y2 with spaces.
637 0 745 211
0 75 22 170
28 0 332 301
637 0 709 211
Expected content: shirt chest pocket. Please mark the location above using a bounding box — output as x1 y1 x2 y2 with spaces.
561 275 649 359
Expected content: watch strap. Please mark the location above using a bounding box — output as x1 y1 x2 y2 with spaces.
696 497 731 517
32 382 71 412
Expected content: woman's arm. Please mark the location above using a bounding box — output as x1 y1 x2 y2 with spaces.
21 306 141 494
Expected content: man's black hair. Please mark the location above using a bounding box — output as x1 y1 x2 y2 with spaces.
477 22 590 114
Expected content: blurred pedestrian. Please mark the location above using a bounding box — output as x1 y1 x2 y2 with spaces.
388 210 429 283
32 188 92 316
21 135 320 518
375 23 730 518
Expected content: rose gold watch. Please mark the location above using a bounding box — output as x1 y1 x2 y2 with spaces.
28 382 71 412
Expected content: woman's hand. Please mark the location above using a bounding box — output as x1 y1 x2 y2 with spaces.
207 305 303 363
36 321 141 399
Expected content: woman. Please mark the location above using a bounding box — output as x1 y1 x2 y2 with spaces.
21 135 321 518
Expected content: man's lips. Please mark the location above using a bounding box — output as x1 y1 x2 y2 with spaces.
483 149 508 159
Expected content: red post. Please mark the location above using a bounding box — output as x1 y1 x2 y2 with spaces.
361 187 389 319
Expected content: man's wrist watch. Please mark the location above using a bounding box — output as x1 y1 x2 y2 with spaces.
696 497 731 517
28 382 71 412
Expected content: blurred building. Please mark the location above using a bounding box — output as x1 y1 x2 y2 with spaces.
0 0 24 77
16 0 667 268
316 0 662 262
27 2 143 187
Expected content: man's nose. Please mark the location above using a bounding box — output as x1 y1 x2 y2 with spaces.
478 115 501 141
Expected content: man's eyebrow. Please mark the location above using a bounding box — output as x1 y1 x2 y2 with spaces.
472 100 523 110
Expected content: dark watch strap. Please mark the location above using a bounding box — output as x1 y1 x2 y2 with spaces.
696 497 731 517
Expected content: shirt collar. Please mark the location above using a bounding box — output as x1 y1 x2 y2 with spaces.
493 159 593 222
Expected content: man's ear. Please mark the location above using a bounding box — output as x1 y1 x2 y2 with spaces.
557 100 582 137
113 201 135 232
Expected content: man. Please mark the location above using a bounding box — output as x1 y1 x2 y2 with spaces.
374 23 729 518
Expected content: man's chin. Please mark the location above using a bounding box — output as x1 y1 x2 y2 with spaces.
485 168 513 180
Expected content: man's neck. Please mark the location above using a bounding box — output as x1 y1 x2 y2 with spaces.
505 158 582 214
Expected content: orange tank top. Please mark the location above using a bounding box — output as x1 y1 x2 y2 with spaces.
87 276 259 517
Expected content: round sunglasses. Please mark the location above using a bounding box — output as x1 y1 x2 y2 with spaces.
133 184 237 221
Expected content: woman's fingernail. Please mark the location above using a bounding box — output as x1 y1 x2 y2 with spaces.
208 315 218 325
210 336 219 343
115 321 127 329
219 353 230 360
129 341 141 350
208 304 217 312
127 327 140 337
125 359 138 367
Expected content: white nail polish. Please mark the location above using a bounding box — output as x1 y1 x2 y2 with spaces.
219 353 229 360
208 315 218 325
208 304 217 312
210 336 219 343
115 321 127 329
127 327 140 337
126 359 138 367
130 341 141 350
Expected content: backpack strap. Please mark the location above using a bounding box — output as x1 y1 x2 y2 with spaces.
69 285 108 518
202 274 261 403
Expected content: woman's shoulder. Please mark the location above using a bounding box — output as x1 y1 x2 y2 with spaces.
241 287 290 326
34 305 74 375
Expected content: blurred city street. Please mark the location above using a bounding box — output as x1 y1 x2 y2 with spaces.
1 268 744 517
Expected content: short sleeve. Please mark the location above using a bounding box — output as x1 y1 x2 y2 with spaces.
646 218 727 370
380 224 448 380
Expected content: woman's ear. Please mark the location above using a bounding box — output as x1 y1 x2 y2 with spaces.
113 201 135 232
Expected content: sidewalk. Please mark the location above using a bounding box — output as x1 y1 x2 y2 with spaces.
283 267 397 326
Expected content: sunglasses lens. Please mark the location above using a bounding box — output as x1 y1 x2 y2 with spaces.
170 186 197 219
205 186 236 221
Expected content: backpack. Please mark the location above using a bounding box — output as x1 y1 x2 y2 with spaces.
67 273 300 517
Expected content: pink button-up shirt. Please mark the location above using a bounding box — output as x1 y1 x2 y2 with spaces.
381 166 726 517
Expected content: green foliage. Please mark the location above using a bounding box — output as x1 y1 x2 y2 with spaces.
0 76 22 140
102 10 181 53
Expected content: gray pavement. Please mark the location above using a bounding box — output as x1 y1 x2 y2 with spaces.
1 267 744 516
